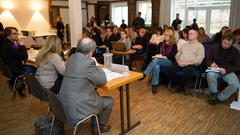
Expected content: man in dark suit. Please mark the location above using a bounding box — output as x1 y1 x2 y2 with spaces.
132 12 145 29
1 27 28 97
171 13 182 31
59 38 114 133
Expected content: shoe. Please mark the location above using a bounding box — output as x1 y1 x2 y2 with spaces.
209 98 221 105
139 73 147 81
152 85 158 94
100 124 111 133
184 89 192 96
170 87 183 93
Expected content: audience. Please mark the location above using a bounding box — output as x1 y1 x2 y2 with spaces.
35 35 65 94
99 27 107 41
191 18 199 30
132 12 145 29
112 26 121 41
166 29 204 94
1 27 35 97
177 28 189 50
91 28 102 47
120 19 127 29
171 13 182 31
211 26 229 45
59 38 113 133
207 33 240 105
149 27 164 45
127 27 138 44
233 28 240 52
140 29 177 94
56 16 65 42
128 28 148 70
119 30 131 50
197 27 209 43
100 27 119 51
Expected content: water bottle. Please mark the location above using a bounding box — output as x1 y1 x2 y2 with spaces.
106 47 110 53
103 47 113 69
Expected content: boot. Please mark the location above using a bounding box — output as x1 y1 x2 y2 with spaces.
209 93 221 105
152 85 158 94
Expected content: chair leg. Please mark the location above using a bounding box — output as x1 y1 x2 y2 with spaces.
49 115 55 135
0 79 6 96
73 114 101 135
193 77 200 96
47 105 50 116
168 81 172 90
199 78 203 93
10 75 24 101
93 114 101 135
27 95 33 119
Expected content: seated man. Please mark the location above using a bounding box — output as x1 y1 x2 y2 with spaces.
207 33 240 105
166 29 205 94
59 38 114 133
1 27 36 97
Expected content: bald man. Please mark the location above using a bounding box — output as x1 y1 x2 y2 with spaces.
59 38 113 133
166 29 205 94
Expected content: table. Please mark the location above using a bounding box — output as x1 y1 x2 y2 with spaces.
99 70 143 135
111 49 136 65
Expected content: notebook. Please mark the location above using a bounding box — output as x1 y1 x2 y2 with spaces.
111 41 127 51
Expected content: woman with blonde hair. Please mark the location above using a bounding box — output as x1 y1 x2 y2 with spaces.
35 35 65 93
140 28 178 94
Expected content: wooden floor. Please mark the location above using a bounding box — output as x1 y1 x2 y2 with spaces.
0 74 240 135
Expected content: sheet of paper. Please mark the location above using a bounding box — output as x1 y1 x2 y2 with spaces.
102 68 123 81
205 67 221 73
152 54 167 59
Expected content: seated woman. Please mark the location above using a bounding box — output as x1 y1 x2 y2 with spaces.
145 27 165 68
177 28 189 50
128 28 148 70
113 30 132 64
119 30 132 50
140 29 177 94
35 35 65 94
197 27 209 43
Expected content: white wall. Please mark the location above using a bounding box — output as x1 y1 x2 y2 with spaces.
0 0 50 36
88 5 95 22
50 1 87 27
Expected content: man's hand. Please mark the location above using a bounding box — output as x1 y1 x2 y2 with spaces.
220 68 226 75
210 63 218 68
132 45 142 49
99 45 106 48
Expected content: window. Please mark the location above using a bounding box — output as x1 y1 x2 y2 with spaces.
172 0 231 34
111 2 128 27
137 1 152 26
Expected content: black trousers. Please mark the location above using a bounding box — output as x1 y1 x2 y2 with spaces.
50 75 63 94
166 63 197 90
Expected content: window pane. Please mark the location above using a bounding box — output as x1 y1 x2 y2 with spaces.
111 2 128 27
210 9 230 34
137 1 152 26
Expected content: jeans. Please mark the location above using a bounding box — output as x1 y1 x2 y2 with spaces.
207 72 239 101
144 58 172 85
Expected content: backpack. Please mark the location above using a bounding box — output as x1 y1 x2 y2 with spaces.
34 116 64 135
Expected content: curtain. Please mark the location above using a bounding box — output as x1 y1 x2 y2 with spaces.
159 0 171 27
229 0 240 29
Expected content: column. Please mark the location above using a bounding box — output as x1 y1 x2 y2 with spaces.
128 0 136 27
68 0 82 47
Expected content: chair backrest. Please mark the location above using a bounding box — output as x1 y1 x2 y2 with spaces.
0 58 13 79
24 73 48 100
45 89 67 123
